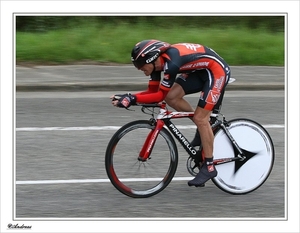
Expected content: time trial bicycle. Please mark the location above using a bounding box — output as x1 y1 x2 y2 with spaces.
105 96 275 198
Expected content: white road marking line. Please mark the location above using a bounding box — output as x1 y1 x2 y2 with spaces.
16 126 121 131
16 177 191 185
16 124 284 132
15 124 283 186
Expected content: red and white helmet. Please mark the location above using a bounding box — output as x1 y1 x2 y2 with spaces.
131 39 170 69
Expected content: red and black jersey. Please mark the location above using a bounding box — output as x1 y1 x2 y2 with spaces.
134 43 229 104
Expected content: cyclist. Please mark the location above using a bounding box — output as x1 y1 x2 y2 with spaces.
111 39 231 187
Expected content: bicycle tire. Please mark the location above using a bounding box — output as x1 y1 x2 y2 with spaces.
105 120 178 198
212 118 275 195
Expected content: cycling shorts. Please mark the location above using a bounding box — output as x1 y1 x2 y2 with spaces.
175 68 230 111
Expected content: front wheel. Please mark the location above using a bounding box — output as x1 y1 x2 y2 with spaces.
212 118 275 194
105 120 178 198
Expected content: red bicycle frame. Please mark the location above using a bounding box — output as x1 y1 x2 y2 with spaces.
138 102 195 161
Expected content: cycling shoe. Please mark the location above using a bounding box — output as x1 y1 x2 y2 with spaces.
188 162 217 187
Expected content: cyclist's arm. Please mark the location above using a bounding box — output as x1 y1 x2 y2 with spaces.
133 70 161 96
133 80 160 95
134 71 176 103
135 85 169 103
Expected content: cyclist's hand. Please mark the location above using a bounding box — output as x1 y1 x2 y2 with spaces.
110 94 122 102
111 93 137 108
110 94 125 106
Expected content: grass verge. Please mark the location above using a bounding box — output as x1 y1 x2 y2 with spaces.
16 23 284 66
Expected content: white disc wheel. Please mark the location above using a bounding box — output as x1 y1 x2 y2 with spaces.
212 119 275 194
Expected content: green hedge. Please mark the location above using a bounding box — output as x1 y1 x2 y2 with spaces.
16 16 285 66
16 16 284 32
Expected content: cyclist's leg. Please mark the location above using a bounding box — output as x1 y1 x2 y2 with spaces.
164 83 194 112
194 107 214 158
188 107 217 187
166 70 207 146
165 69 214 111
166 70 206 110
188 68 229 186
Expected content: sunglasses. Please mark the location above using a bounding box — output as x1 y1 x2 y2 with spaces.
132 60 146 69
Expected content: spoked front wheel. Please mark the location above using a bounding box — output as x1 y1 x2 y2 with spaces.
212 118 275 194
105 120 178 198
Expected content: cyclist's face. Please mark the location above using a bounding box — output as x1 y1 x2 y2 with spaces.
140 63 154 76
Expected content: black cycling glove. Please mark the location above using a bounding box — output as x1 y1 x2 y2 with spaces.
114 93 137 108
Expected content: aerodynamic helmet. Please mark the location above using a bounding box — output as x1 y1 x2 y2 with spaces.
131 39 170 69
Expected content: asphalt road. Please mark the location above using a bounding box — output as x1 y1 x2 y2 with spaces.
15 90 285 221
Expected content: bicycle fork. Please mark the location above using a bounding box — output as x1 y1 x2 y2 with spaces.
138 117 199 161
138 119 165 161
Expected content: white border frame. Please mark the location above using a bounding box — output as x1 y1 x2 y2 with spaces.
1 1 299 232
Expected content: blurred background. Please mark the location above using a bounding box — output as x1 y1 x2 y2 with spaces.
15 15 286 220
15 15 284 66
